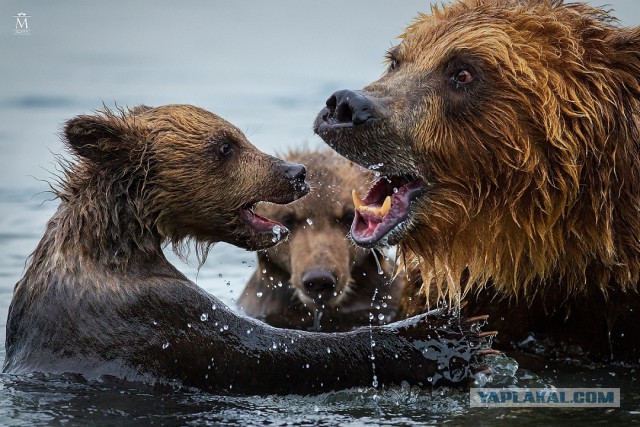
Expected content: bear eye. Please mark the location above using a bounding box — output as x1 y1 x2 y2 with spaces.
453 69 473 85
219 142 233 156
281 213 296 230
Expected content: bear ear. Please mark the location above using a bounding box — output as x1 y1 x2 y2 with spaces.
129 104 153 115
606 26 640 56
64 112 140 163
604 26 640 81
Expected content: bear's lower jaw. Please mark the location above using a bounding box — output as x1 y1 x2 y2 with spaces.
239 207 288 242
350 175 426 248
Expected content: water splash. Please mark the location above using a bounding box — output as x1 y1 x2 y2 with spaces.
271 225 283 243
313 310 324 331
370 249 384 275
369 288 379 388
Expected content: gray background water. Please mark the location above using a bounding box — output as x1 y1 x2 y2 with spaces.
0 0 639 424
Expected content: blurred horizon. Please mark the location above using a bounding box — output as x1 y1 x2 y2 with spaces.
1 0 637 189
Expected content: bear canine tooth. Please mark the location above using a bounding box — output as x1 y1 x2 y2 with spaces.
352 189 364 210
380 196 392 217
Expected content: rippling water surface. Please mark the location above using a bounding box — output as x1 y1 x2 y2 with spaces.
1 0 639 424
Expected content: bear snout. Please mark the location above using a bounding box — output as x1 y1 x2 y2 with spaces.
301 269 338 301
324 89 376 126
273 160 309 202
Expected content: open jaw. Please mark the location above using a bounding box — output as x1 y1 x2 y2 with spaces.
239 204 289 242
351 176 426 248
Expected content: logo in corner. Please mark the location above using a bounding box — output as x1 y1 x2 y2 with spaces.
13 12 31 36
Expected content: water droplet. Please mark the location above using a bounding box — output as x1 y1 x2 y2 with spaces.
262 268 267 274
162 342 169 350
256 292 263 298
370 249 384 275
212 304 217 310
393 187 399 193
372 376 378 387
371 340 376 347
200 313 208 321
306 218 313 225
272 342 277 349
277 281 283 287
272 225 283 242
369 313 374 320
187 323 192 328
223 325 229 331
326 347 331 354
152 321 158 326
381 302 387 308
247 329 252 334
305 363 310 369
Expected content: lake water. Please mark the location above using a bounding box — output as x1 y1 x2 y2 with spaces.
1 0 639 424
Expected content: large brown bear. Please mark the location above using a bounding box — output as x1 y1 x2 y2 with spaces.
4 104 494 394
315 0 640 362
239 148 404 331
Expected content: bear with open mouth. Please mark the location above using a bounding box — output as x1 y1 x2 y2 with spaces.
4 104 495 394
315 0 640 362
239 148 404 332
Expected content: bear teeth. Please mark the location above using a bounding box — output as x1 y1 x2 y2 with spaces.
352 190 392 218
352 190 364 210
380 196 391 216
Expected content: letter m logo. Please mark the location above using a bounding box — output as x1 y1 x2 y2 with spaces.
15 13 29 30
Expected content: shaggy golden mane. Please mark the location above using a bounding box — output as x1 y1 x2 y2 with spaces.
393 0 640 305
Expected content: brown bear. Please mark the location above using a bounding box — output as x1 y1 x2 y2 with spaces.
315 0 640 362
239 148 404 331
4 104 495 394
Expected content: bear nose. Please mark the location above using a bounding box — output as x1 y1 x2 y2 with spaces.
301 269 337 298
283 162 306 182
325 89 374 125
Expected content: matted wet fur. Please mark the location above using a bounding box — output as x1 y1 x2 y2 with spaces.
239 149 404 331
4 104 495 393
315 0 640 361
